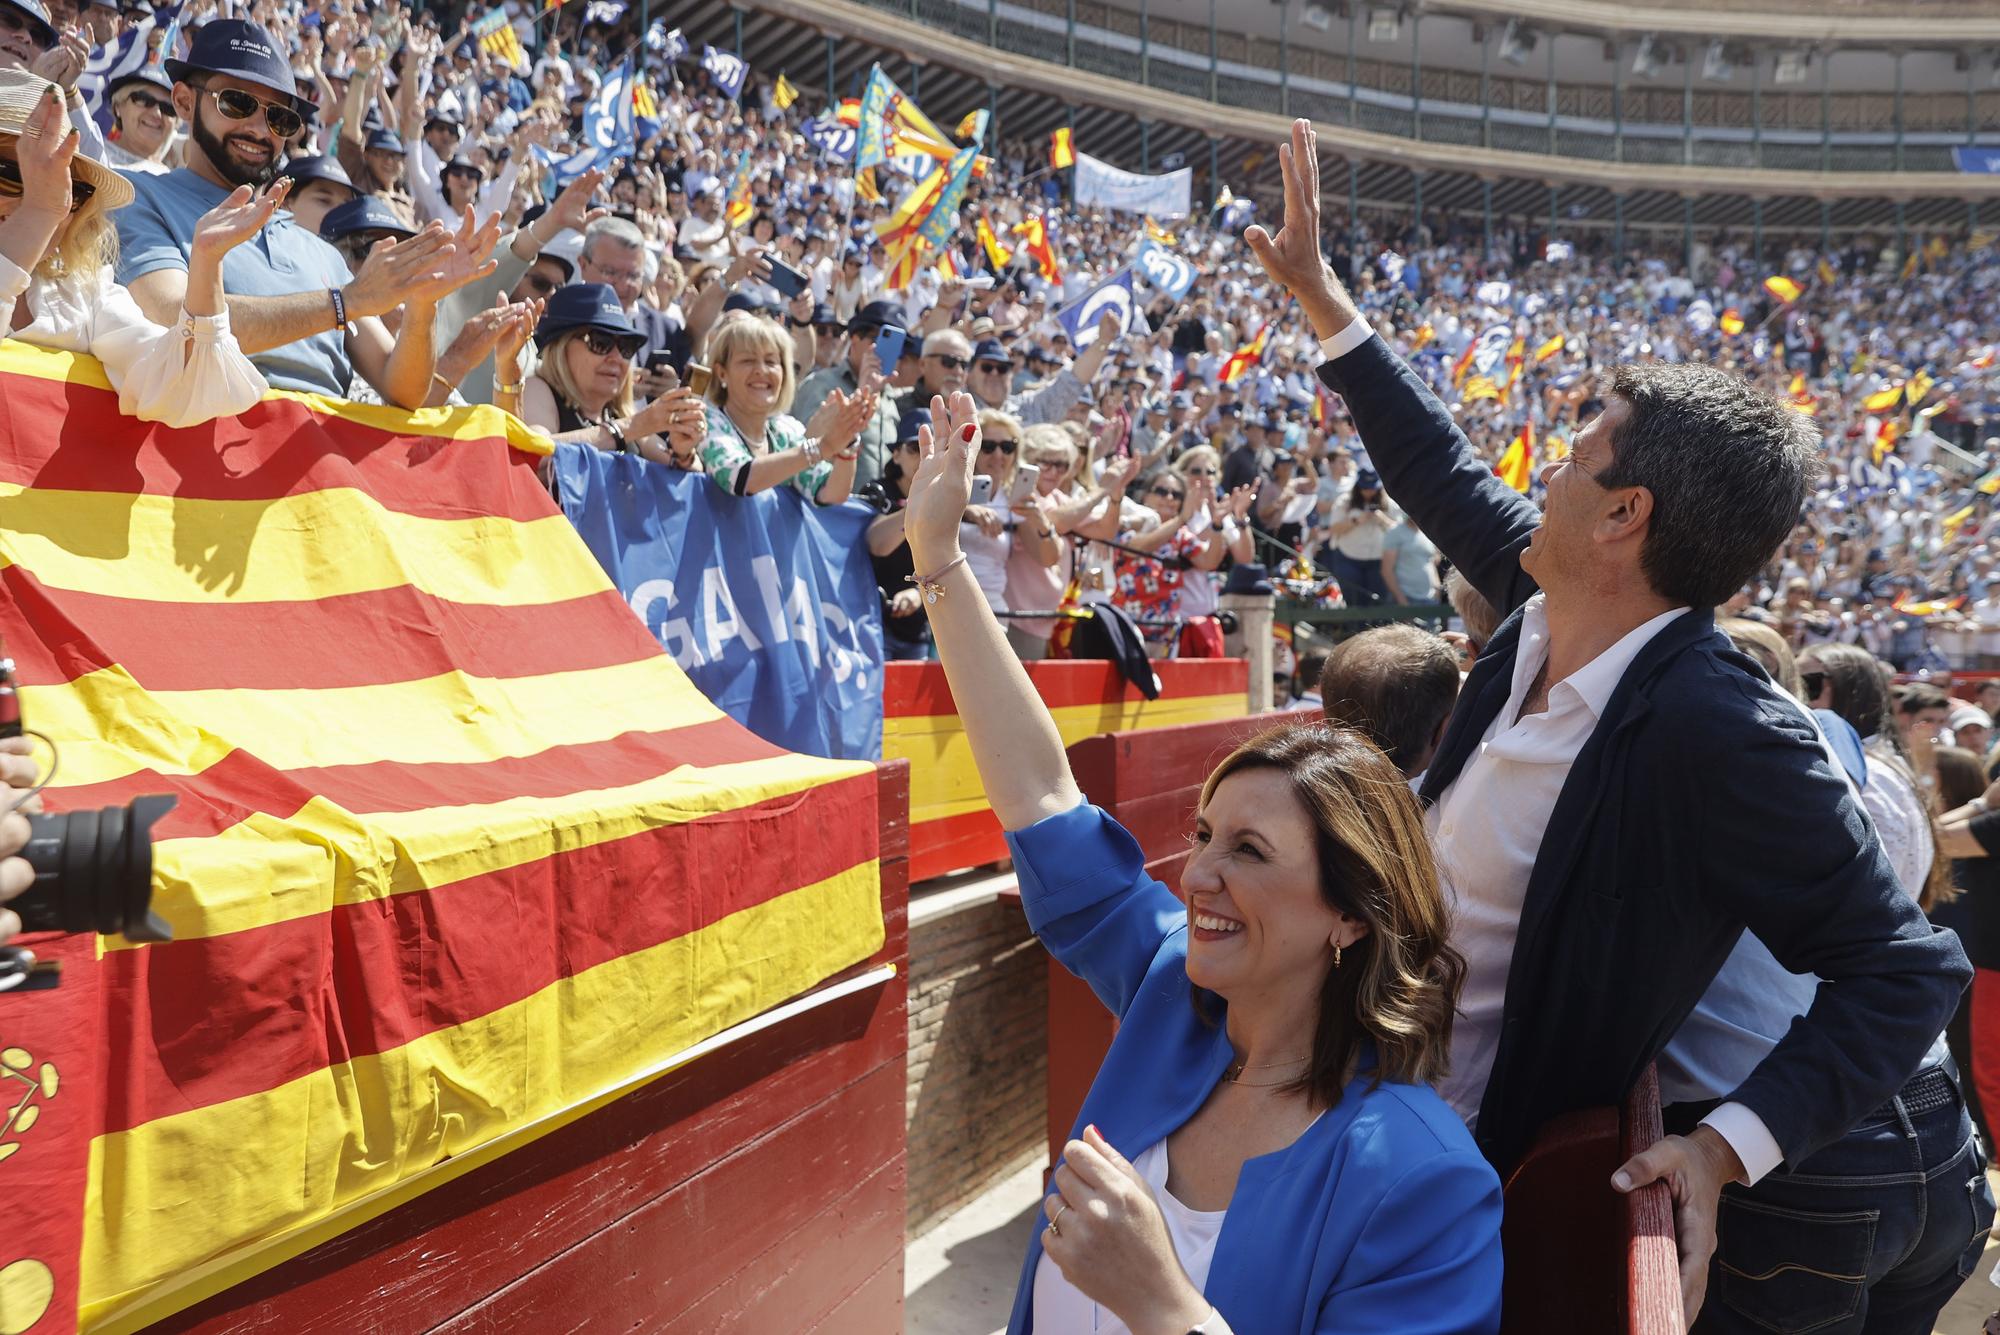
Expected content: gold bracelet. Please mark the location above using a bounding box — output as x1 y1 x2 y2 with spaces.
495 381 523 394
431 371 453 395
905 554 969 606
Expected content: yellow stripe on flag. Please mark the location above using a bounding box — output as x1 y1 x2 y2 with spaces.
0 485 600 606
79 861 885 1331
1862 385 1905 412
1763 274 1802 304
146 752 873 944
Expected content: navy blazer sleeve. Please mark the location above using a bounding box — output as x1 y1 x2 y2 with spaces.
1316 335 1541 618
1685 664 1971 1166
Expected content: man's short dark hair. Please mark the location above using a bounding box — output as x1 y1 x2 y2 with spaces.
1598 364 1820 610
1318 625 1462 777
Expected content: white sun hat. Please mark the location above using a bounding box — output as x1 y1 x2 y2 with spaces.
0 67 135 213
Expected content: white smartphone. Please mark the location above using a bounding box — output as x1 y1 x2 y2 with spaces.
969 475 994 506
1007 463 1042 506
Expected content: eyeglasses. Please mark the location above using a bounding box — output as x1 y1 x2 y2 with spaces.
1185 467 1216 477
580 328 645 358
585 260 641 284
1799 670 1827 698
0 155 93 212
0 8 40 36
204 85 304 140
929 355 971 371
1149 485 1186 501
121 91 174 116
981 437 1017 456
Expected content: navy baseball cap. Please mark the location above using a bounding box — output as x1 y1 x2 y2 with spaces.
534 283 642 350
319 195 416 242
165 19 301 105
971 338 1013 367
895 405 931 444
283 153 356 195
108 65 173 100
363 127 403 155
849 300 902 333
810 302 839 327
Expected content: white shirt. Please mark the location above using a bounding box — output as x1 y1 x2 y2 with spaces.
1032 1139 1233 1335
0 254 266 427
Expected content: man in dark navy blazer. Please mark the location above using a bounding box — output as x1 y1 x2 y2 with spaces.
1244 120 1972 1326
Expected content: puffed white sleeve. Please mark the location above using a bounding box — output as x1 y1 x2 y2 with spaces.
0 249 33 334
92 276 269 428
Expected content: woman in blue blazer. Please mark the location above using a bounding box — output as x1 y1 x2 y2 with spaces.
901 390 1504 1335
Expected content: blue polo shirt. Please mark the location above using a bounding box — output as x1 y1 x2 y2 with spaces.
114 168 355 396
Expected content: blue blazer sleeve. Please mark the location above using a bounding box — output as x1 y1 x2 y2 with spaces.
1682 665 1971 1165
1006 802 1189 1020
1316 335 1542 618
1322 1149 1504 1334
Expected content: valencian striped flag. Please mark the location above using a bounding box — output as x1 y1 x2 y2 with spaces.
0 344 883 1332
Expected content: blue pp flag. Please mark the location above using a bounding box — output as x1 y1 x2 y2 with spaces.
536 57 636 185
804 113 856 162
702 44 748 100
1057 268 1137 351
552 446 885 761
1134 239 1194 300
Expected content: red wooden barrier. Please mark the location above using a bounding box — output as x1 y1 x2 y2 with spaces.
1499 1063 1683 1335
146 762 914 1334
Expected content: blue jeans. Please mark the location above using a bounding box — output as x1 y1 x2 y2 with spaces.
1696 1064 1995 1335
1324 550 1388 607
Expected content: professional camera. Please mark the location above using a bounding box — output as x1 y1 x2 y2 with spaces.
0 641 175 944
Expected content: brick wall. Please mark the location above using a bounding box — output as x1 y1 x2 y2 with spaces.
905 895 1048 1236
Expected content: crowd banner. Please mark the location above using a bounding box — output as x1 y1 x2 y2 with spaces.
1072 151 1193 218
0 344 883 1334
551 444 885 762
1954 147 2000 174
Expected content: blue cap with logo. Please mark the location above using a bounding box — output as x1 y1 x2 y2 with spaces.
0 0 55 50
319 195 416 242
165 19 301 104
534 283 641 349
364 127 403 155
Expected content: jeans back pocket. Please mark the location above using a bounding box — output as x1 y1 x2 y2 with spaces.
1713 1193 1878 1333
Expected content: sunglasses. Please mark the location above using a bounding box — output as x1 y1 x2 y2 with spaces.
892 439 922 455
122 91 174 116
0 155 93 212
205 85 304 140
1149 485 1186 501
1799 670 1827 698
975 361 1012 375
520 271 560 296
980 437 1017 456
931 354 971 371
1185 467 1216 477
581 328 646 358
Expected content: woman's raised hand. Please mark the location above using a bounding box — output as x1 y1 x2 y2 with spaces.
905 390 980 572
15 84 78 218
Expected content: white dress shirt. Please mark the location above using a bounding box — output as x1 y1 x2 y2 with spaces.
0 253 267 427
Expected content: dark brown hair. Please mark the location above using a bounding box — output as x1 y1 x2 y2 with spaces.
1319 625 1462 777
1197 724 1465 1106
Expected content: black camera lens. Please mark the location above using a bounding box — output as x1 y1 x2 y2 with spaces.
12 795 177 943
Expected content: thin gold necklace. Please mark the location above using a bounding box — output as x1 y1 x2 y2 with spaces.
1224 1053 1311 1083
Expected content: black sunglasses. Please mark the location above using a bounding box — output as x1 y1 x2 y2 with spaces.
932 354 971 371
581 328 646 358
205 85 304 140
122 90 175 116
1149 484 1185 500
0 156 93 212
1799 670 1827 698
980 437 1017 456
975 361 1012 374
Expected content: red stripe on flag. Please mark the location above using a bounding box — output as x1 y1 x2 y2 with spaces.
80 770 879 1135
43 720 789 841
0 564 659 692
0 385 555 524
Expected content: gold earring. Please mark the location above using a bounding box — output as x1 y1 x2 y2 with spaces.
1334 940 1343 969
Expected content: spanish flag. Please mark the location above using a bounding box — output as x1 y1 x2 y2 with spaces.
1817 258 1838 286
1012 215 1061 281
1719 308 1744 336
1906 370 1934 408
937 244 963 281
977 215 1012 270
1410 322 1434 352
1533 334 1565 362
1451 342 1478 387
1221 325 1268 384
1144 217 1177 245
1763 275 1802 305
1049 127 1074 171
1872 418 1901 466
1862 384 1905 412
0 344 883 1332
1496 421 1535 492
773 73 798 109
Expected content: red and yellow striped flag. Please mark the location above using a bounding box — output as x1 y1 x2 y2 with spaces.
1496 421 1535 492
1049 127 1074 171
1763 274 1802 305
1220 325 1268 385
773 73 799 110
1410 322 1434 352
976 215 1012 270
1533 333 1565 362
1719 308 1745 336
1862 383 1906 412
0 344 882 1332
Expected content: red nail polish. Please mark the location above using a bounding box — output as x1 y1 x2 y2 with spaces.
1085 1123 1097 1137
959 424 977 443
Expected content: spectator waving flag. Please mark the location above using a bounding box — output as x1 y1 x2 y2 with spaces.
701 45 748 101
1012 215 1061 281
853 65 956 170
535 58 635 186
582 0 626 24
648 23 687 62
79 4 180 133
976 215 1011 269
1057 268 1137 352
1221 324 1268 383
803 112 856 161
1135 238 1195 300
773 73 799 110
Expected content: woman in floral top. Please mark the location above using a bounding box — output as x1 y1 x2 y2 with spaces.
668 314 880 503
1112 464 1239 642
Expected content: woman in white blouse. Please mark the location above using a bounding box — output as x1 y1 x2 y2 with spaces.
0 72 271 424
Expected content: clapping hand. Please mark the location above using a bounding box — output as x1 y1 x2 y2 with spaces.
905 391 981 572
12 84 78 220
402 208 505 308
804 373 883 460
29 29 90 91
490 294 544 386
193 178 292 260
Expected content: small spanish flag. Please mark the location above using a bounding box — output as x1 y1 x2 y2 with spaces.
1451 342 1477 386
976 215 1012 269
836 97 861 126
1144 216 1177 244
1049 127 1074 171
1817 258 1838 286
1763 275 1802 305
773 73 798 110
1719 308 1745 336
1410 322 1434 352
937 246 963 281
1533 333 1565 362
1862 384 1905 412
1872 419 1901 466
1496 422 1535 492
1221 325 1268 384
633 81 658 120
1906 370 1934 407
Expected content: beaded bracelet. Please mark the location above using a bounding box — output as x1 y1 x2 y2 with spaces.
906 554 969 606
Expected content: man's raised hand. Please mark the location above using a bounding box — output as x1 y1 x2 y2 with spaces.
1243 119 1358 340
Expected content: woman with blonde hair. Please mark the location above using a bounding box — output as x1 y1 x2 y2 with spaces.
957 408 1057 618
669 312 879 503
897 392 1501 1334
0 74 272 424
515 283 689 464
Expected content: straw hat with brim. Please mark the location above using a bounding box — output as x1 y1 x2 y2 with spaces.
0 69 132 212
